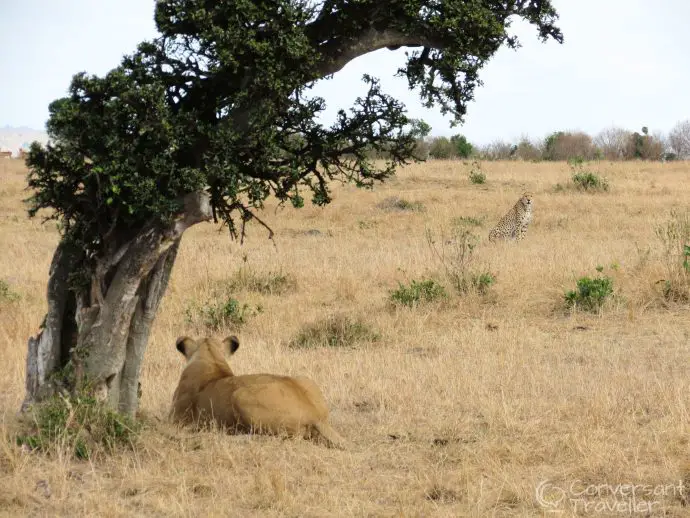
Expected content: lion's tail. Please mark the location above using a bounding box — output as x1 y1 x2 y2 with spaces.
311 422 347 450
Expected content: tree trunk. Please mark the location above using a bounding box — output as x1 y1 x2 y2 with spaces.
21 192 212 417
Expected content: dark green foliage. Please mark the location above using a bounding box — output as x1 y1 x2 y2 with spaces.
410 120 432 140
289 314 380 349
17 395 140 460
390 279 447 307
451 134 474 158
564 275 614 312
24 0 561 285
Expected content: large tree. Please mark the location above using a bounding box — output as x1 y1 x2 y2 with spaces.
22 0 561 416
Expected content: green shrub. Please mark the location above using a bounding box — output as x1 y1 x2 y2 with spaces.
390 279 447 307
470 272 496 295
564 273 614 312
469 170 486 185
185 296 257 330
0 279 20 303
17 394 140 460
568 157 609 192
572 171 609 191
289 314 380 349
466 160 486 185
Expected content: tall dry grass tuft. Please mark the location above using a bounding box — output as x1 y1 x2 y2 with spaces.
1 158 689 516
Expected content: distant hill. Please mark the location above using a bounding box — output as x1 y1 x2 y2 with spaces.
0 126 49 157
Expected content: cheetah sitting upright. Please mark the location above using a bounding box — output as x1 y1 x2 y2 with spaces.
487 192 533 242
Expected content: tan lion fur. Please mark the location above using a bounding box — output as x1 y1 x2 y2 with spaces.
170 335 346 449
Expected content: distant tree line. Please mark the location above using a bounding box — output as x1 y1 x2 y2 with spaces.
391 119 690 161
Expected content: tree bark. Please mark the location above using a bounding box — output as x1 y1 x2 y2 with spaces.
22 242 81 412
21 192 212 417
117 241 179 415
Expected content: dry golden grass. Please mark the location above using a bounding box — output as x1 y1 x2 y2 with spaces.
1 157 689 516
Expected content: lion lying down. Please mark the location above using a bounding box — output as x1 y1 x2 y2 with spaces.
170 335 345 449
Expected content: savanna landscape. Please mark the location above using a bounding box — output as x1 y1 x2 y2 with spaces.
1 156 688 516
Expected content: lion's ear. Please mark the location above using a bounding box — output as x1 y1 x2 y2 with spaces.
223 336 240 355
176 336 198 358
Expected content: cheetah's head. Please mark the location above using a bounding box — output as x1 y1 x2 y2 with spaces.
520 192 533 207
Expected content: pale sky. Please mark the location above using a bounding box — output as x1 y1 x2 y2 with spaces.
1 0 688 145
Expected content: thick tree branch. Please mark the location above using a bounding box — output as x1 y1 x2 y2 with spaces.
315 29 444 77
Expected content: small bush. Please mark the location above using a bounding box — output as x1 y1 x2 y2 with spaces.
468 160 486 185
0 279 20 302
426 228 495 296
227 267 296 296
567 157 609 192
390 279 447 307
572 171 609 191
377 197 425 212
17 394 140 460
655 211 690 302
564 272 614 312
185 296 257 330
289 314 380 349
470 272 496 295
469 170 486 185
